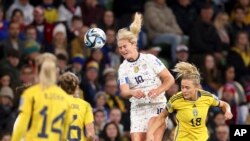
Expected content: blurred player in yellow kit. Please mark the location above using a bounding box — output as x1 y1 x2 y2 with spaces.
58 72 95 141
147 62 233 141
11 53 71 141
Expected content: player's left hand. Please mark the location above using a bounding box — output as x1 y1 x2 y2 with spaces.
148 89 160 98
224 111 233 120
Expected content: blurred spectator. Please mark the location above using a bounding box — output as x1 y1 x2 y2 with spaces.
0 73 11 89
100 122 123 141
67 15 83 42
81 0 105 26
81 61 101 106
43 23 68 55
25 25 38 41
109 108 124 136
70 25 91 58
221 83 239 124
0 49 21 88
0 86 16 133
231 0 250 25
214 12 233 52
69 54 85 82
144 0 183 62
30 6 54 44
104 78 126 113
189 4 223 67
102 68 117 82
58 0 82 28
101 28 116 63
0 130 11 141
211 124 230 141
226 31 250 81
208 111 226 139
169 45 189 72
41 0 58 24
218 64 248 124
10 9 26 40
98 10 118 31
93 91 109 117
0 6 9 41
108 46 121 70
200 54 222 94
171 0 198 35
56 53 69 74
166 82 179 100
94 109 107 137
1 22 25 56
230 5 250 45
6 0 34 25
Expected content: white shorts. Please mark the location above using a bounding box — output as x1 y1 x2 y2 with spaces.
130 102 166 133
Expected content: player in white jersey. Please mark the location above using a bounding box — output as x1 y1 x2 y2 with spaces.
117 12 175 141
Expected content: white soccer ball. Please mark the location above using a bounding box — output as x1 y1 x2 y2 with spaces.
84 28 106 49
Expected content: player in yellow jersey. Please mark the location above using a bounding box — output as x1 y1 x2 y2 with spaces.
11 53 71 141
147 62 233 141
58 72 95 141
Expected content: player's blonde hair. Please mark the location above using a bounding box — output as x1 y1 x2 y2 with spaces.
172 62 201 85
116 12 142 44
58 72 79 94
36 53 57 89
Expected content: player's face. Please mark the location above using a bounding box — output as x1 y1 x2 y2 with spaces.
181 79 197 100
117 39 137 60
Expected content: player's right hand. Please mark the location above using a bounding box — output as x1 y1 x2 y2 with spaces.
132 90 145 99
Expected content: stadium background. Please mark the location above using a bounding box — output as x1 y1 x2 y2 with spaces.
0 0 249 140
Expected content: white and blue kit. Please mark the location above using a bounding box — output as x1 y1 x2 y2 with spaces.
118 53 167 132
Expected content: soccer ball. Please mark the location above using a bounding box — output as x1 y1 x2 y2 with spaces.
84 28 106 49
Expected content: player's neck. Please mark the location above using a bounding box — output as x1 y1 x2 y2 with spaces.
128 52 140 62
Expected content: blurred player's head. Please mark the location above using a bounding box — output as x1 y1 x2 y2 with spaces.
117 12 142 61
58 72 79 95
172 62 201 100
36 53 57 89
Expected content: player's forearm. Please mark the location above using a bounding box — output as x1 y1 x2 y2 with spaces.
11 113 30 141
220 100 231 113
121 90 133 98
85 123 95 141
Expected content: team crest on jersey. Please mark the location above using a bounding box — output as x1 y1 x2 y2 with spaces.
193 108 198 117
142 64 147 69
134 66 139 73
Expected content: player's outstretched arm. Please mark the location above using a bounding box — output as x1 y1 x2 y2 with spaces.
219 100 233 120
146 109 169 141
11 112 30 141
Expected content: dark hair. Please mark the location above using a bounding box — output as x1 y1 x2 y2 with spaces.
7 49 20 58
100 122 122 141
11 8 24 19
71 15 83 22
57 53 68 61
0 130 11 140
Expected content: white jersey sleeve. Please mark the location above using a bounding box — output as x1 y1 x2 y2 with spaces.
146 54 166 74
118 63 129 85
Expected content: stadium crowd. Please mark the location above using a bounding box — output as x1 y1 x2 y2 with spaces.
0 0 250 141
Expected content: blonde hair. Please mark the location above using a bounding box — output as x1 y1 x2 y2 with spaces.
172 62 201 85
36 53 57 89
116 12 142 44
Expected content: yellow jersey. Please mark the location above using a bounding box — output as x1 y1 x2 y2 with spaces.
67 96 94 141
166 90 220 141
11 84 71 141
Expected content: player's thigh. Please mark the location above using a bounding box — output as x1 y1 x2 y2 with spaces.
131 132 147 141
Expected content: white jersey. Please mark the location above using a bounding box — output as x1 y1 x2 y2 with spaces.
118 53 167 105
